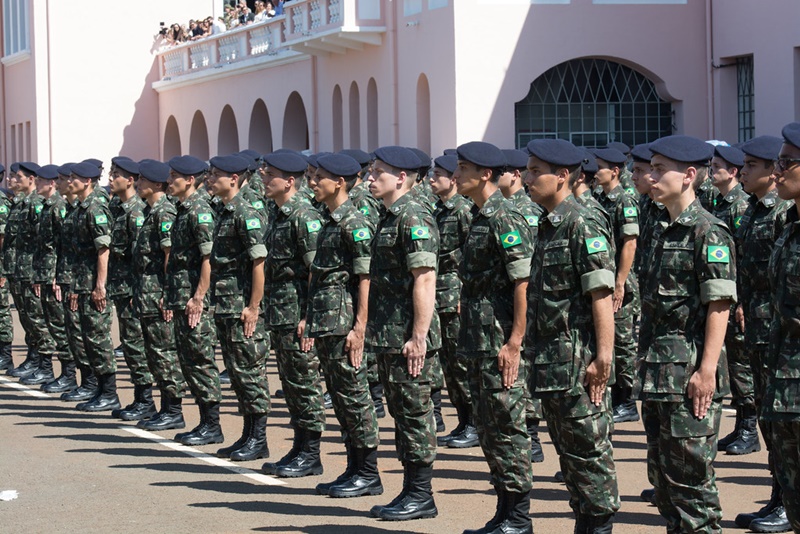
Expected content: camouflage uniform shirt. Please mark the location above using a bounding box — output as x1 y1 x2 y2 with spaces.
108 195 145 300
70 190 113 294
166 190 215 309
132 195 175 317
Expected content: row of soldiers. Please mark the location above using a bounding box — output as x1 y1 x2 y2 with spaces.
1 126 799 533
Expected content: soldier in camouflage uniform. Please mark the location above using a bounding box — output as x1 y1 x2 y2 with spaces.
66 162 121 412
525 139 619 534
639 136 736 534
0 165 13 372
733 135 793 531
571 152 614 239
303 153 383 497
762 121 800 533
258 152 326 478
606 141 636 196
166 155 224 446
452 142 533 534
133 159 186 431
208 155 269 462
366 146 439 521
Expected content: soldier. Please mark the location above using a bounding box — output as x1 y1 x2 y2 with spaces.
365 146 439 521
208 155 269 462
66 162 121 412
258 151 326 478
763 121 800 534
606 141 635 196
166 155 224 446
571 152 614 238
630 144 663 281
0 164 13 372
734 135 793 532
132 159 186 431
106 157 155 420
428 154 477 450
639 135 736 533
525 139 619 533
453 142 533 533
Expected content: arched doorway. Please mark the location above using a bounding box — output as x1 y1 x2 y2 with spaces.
189 110 210 160
218 105 240 155
163 115 181 159
514 58 673 148
249 99 273 154
282 92 309 151
367 78 378 151
332 85 343 152
349 81 361 149
416 74 431 155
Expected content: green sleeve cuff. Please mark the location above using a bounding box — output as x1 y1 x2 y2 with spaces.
407 251 437 270
506 258 532 282
160 238 172 249
621 223 640 238
94 236 111 250
353 257 371 275
581 269 615 294
198 242 213 256
0 224 5 233
700 279 737 305
303 251 316 268
248 244 268 260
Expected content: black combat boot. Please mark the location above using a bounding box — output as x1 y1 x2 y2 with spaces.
448 413 479 448
612 386 639 423
263 425 303 475
174 402 207 442
317 439 357 495
138 393 185 430
8 348 38 378
229 413 269 461
329 447 383 498
370 461 409 517
431 388 445 433
575 513 614 534
323 391 333 410
376 463 437 521
370 382 386 418
528 418 544 463
463 488 507 533
718 405 742 451
62 365 98 402
726 405 761 455
217 415 252 458
736 478 784 528
640 487 656 505
438 405 467 446
181 402 224 446
275 429 323 478
0 342 13 371
20 353 55 385
749 505 791 533
119 384 157 421
480 490 532 534
218 369 231 384
42 360 77 393
78 373 122 412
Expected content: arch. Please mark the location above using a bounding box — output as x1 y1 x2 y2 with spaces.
282 91 309 151
189 110 209 160
332 85 343 152
416 74 431 155
163 115 181 160
514 58 673 149
218 105 240 155
248 99 273 154
367 78 379 151
349 81 361 149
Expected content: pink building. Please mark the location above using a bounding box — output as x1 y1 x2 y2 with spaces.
2 0 800 167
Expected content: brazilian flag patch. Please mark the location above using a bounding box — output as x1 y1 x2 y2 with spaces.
411 226 430 240
95 214 108 225
252 200 264 210
0 205 7 214
136 216 144 227
734 216 742 230
60 208 67 218
161 221 173 232
359 206 370 216
623 206 638 218
501 230 522 249
353 228 371 242
625 187 636 197
585 236 609 254
525 215 539 227
306 220 322 233
198 213 213 224
35 205 43 214
246 218 261 230
707 245 730 263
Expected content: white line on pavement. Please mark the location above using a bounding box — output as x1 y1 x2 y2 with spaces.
120 426 287 486
0 376 52 398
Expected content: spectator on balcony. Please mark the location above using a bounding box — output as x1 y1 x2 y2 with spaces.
223 4 237 28
238 2 255 26
274 1 285 16
191 19 210 40
166 23 185 46
211 16 227 35
253 1 275 23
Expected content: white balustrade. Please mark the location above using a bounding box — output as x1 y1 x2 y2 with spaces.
309 1 322 30
163 49 184 77
218 34 242 62
291 6 305 34
328 0 342 24
250 25 271 55
189 42 212 69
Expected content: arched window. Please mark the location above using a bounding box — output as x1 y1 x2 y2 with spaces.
515 59 672 149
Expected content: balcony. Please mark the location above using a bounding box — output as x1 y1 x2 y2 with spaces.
153 0 386 91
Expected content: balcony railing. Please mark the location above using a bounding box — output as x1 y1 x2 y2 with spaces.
154 0 386 85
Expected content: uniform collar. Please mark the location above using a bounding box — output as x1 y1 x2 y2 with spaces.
479 189 505 217
603 184 624 201
672 199 702 226
388 191 414 215
723 183 744 203
758 188 779 208
277 192 306 217
545 195 575 227
329 199 354 223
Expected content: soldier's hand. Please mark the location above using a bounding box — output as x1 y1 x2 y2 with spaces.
345 326 365 368
402 336 426 377
186 297 204 328
735 304 745 332
688 367 716 419
497 343 521 389
240 305 259 338
297 319 315 351
91 285 106 312
53 283 62 302
68 293 78 312
584 357 611 406
32 283 41 298
612 281 625 314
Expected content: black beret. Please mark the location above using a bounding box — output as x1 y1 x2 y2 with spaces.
782 122 800 149
138 159 170 183
238 149 262 160
580 149 598 173
502 149 529 170
526 139 586 167
0 163 4 174
443 148 457 156
168 155 209 176
338 149 371 166
606 141 630 154
740 135 783 162
37 164 59 180
713 145 745 167
236 152 259 173
306 152 332 169
648 135 713 164
434 155 458 175
456 141 506 169
408 148 431 170
82 158 103 169
592 148 627 165
10 163 19 173
209 155 249 175
263 152 309 174
71 162 101 179
0 187 10 196
111 156 140 176
272 148 302 156
630 144 653 163
57 163 75 177
373 146 423 171
18 162 40 176
316 153 361 177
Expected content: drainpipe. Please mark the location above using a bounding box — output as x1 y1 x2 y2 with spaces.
390 0 399 143
312 54 319 151
705 0 714 139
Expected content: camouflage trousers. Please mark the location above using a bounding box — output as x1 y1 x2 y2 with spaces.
770 420 800 533
174 311 221 404
613 306 637 390
750 347 774 451
77 294 115 375
377 351 436 466
643 400 722 534
365 350 379 385
140 314 185 398
316 335 378 447
12 282 49 352
439 312 471 417
39 285 70 361
61 287 88 367
214 315 270 415
0 281 13 344
270 328 325 433
726 322 753 407
113 298 151 386
467 354 532 494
